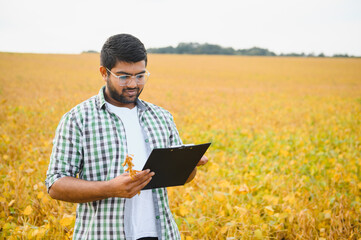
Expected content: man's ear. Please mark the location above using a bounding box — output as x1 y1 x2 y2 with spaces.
99 66 108 82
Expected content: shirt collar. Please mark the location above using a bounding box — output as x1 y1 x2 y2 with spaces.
96 86 107 110
96 86 148 112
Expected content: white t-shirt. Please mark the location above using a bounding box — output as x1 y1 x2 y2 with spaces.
106 102 157 240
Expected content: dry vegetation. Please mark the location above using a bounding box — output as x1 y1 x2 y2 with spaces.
0 52 361 239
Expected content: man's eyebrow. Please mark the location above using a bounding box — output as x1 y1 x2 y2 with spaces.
115 70 146 75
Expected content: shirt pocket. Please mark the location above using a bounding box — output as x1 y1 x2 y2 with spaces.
145 124 171 149
81 121 124 181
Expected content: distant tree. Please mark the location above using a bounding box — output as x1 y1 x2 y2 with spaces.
333 54 349 58
148 46 176 54
149 42 236 55
82 50 98 53
307 52 315 57
280 52 305 57
197 43 231 55
175 42 196 54
224 47 236 55
147 43 358 57
236 47 276 56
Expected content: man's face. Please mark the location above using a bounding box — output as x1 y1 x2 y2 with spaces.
101 60 146 108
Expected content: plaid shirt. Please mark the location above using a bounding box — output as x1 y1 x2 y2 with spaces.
46 86 182 240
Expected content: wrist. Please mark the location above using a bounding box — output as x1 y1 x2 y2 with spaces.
102 180 114 198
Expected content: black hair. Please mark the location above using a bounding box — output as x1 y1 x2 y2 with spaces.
100 34 147 71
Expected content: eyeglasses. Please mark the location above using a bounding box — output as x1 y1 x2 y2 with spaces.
106 67 150 86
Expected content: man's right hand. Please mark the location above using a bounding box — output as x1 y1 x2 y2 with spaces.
107 170 155 198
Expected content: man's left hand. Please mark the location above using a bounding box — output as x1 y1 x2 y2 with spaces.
197 155 208 166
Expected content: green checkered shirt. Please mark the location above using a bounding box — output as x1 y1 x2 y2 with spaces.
46 86 182 240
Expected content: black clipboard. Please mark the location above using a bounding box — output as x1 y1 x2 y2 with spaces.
141 142 211 189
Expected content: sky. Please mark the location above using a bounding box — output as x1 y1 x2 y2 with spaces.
0 0 360 56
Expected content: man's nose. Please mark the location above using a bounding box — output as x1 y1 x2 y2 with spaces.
126 77 138 88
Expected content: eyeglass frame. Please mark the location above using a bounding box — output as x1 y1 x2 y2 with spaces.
105 67 150 86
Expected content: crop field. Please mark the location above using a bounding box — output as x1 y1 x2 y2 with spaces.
0 52 361 239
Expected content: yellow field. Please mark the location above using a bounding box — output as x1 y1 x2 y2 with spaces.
0 52 361 239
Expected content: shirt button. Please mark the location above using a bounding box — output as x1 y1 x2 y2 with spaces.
156 216 160 219
145 139 149 143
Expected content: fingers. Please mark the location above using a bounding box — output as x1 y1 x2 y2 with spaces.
131 169 154 181
128 170 154 188
110 170 155 198
197 155 209 166
127 170 154 198
131 169 150 180
137 174 154 191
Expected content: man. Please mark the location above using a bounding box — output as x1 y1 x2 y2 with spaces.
45 33 208 240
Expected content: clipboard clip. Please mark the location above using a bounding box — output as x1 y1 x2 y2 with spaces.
172 144 195 150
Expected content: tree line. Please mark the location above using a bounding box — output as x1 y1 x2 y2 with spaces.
146 42 357 58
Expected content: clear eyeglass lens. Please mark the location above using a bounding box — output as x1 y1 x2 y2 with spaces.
117 73 148 85
118 76 128 80
107 68 149 85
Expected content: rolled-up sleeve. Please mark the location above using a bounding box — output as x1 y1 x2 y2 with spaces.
45 112 83 192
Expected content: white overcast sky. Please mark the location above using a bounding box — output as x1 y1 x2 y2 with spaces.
0 0 360 56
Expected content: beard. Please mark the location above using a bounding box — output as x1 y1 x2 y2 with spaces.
106 77 143 104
